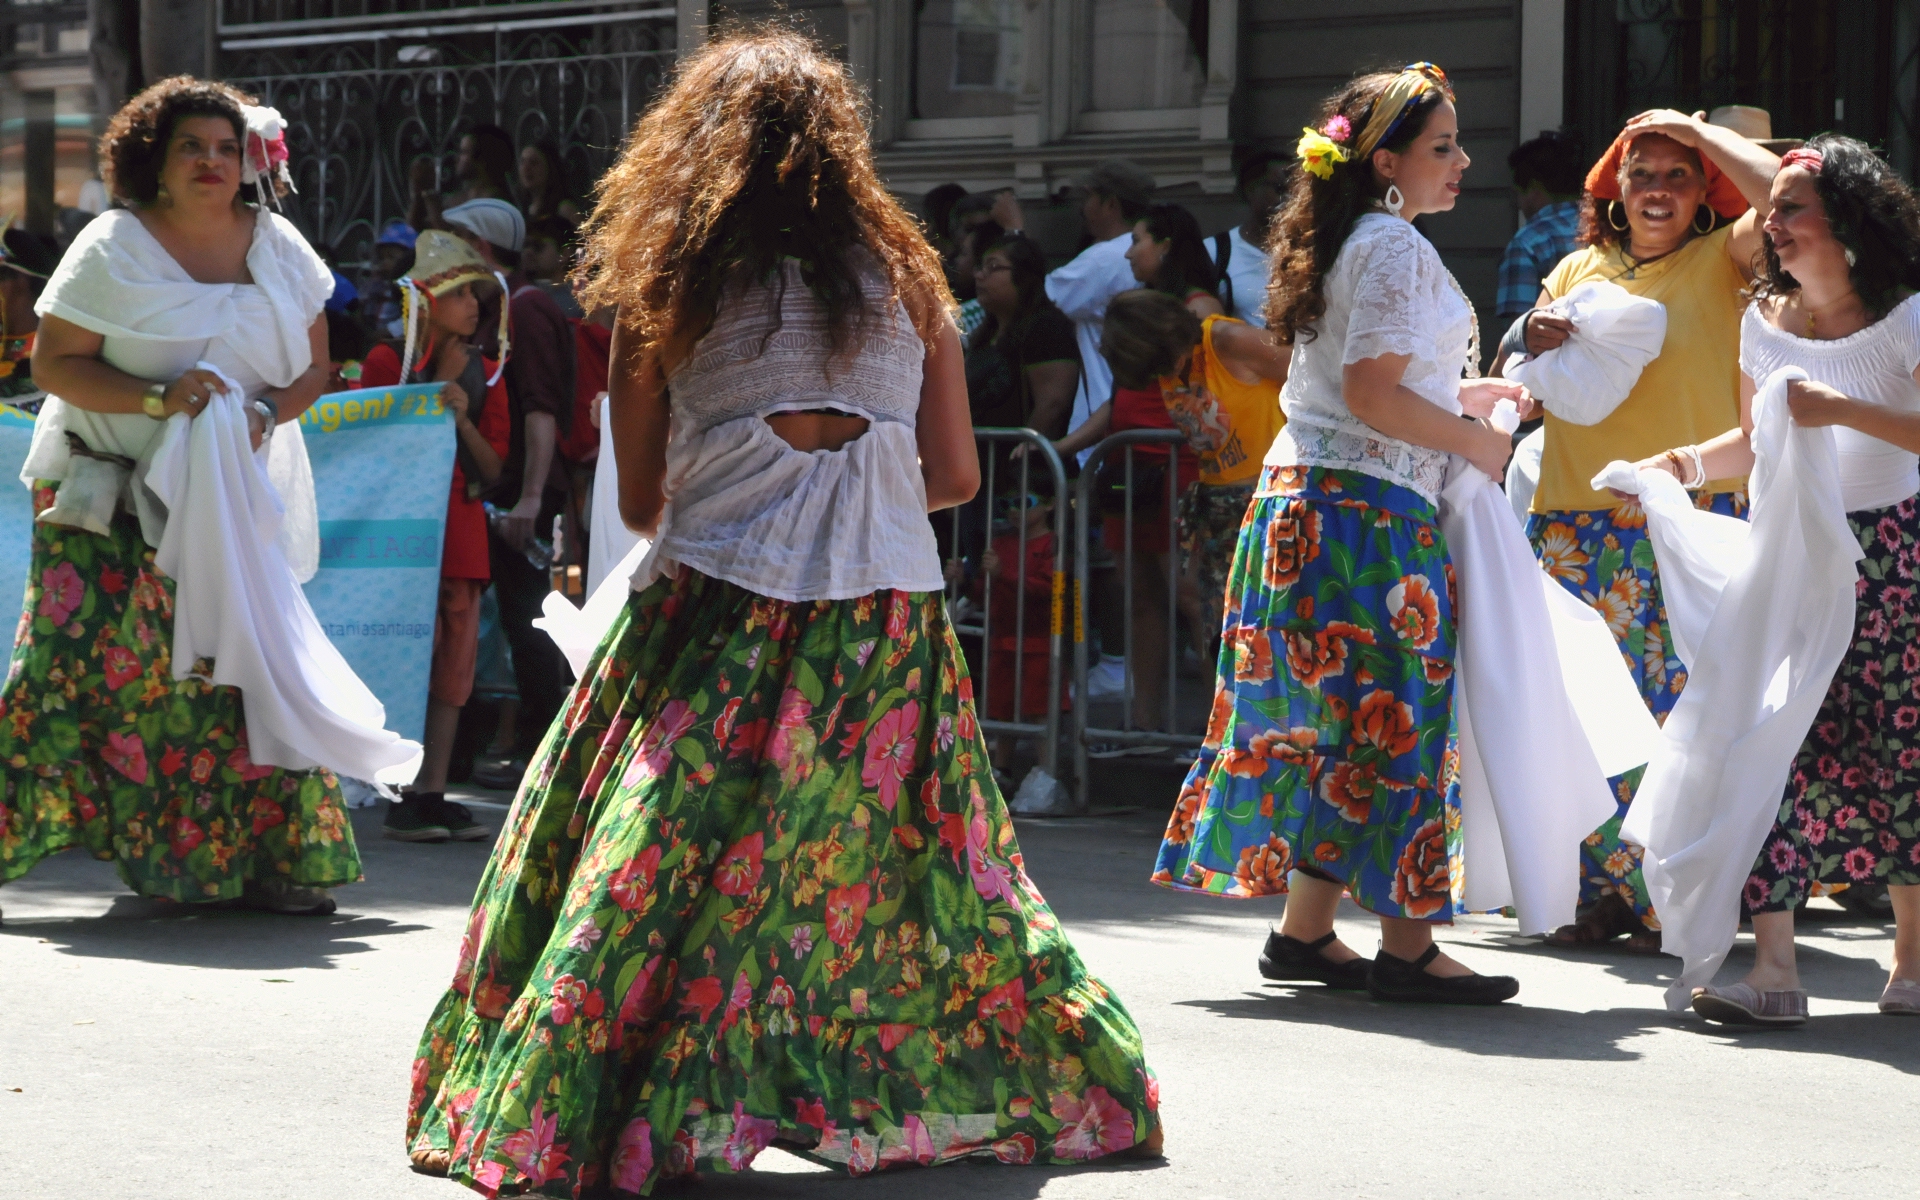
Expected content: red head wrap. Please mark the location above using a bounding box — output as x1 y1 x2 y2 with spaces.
1583 128 1751 220
1780 147 1824 174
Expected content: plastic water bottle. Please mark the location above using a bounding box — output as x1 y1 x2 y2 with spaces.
485 502 552 570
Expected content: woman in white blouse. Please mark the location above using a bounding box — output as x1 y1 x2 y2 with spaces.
0 78 352 917
1151 64 1532 1004
1634 135 1920 1025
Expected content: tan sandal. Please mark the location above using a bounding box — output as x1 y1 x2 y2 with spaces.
408 1147 452 1176
1880 978 1920 1015
1691 982 1808 1028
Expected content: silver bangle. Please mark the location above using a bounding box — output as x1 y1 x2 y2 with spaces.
252 399 277 441
1677 444 1706 489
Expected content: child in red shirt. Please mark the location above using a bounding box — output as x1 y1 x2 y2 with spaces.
362 231 514 843
970 492 1068 779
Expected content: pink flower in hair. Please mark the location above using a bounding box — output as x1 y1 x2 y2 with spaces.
1321 115 1353 143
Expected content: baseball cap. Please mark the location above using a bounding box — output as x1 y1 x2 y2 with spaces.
443 197 526 254
375 219 418 250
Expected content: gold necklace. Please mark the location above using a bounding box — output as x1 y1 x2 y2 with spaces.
1800 290 1862 337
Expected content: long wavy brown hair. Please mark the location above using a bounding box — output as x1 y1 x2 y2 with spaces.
572 28 951 366
1264 71 1445 342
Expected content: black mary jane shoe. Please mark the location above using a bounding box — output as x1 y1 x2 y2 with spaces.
1366 944 1519 1005
1258 930 1371 990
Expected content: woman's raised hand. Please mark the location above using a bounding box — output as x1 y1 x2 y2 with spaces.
1623 108 1704 147
1523 309 1575 356
163 368 228 418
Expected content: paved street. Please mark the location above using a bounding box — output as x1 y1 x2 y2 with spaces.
3 790 1915 1200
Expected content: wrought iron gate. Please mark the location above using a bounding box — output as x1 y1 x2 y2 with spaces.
216 2 678 265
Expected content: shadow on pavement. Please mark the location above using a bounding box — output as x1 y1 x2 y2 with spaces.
0 908 428 970
678 1152 1166 1199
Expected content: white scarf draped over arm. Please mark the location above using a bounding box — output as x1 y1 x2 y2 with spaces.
1503 281 1667 426
1598 367 1862 1009
1440 402 1663 934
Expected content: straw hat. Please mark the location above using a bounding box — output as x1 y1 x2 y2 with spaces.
404 229 494 297
1705 105 1803 153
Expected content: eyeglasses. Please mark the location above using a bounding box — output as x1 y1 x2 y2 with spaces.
975 261 1013 276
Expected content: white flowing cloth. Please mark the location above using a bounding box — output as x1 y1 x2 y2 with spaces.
1439 403 1662 933
542 396 651 676
1502 281 1667 426
1597 367 1863 1009
147 367 423 784
585 393 642 596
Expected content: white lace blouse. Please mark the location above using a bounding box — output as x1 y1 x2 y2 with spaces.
1740 294 1920 512
639 259 945 602
1266 213 1475 502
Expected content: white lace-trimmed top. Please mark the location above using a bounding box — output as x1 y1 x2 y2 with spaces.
639 259 944 601
1266 213 1474 503
1740 294 1920 512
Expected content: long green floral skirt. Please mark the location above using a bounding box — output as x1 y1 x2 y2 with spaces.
406 569 1158 1196
0 488 358 900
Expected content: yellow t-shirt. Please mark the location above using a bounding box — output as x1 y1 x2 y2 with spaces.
1159 314 1284 487
1532 224 1749 511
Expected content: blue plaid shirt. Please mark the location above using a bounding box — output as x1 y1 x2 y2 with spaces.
1495 200 1581 320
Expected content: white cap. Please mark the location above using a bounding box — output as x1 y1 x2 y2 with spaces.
443 197 526 254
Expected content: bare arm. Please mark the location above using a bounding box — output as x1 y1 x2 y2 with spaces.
608 319 670 537
434 343 503 486
916 319 980 512
31 313 223 418
1344 354 1516 481
1023 359 1078 438
263 316 330 423
1051 402 1111 459
1210 320 1290 387
1185 292 1225 319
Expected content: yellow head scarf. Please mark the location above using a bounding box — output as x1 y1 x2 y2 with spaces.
1353 63 1454 160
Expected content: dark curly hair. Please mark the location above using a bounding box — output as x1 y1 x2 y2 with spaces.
1751 134 1920 319
100 76 257 206
1572 133 1714 251
1265 72 1447 343
967 232 1050 353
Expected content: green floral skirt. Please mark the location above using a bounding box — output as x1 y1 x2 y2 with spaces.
406 570 1157 1196
0 490 357 901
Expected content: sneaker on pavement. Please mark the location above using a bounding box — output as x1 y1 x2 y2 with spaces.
384 796 451 843
431 797 493 842
471 757 528 791
1087 656 1128 699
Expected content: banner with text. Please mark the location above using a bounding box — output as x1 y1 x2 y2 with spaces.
299 384 454 745
0 405 37 619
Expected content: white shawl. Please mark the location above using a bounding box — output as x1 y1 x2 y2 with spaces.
1598 367 1862 1008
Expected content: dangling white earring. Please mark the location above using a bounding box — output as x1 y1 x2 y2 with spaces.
1383 184 1405 218
1845 247 1857 267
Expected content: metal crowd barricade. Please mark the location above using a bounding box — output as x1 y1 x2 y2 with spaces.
944 428 1072 807
1072 430 1207 799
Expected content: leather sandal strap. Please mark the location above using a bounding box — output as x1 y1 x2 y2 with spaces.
1414 943 1443 970
1303 930 1340 952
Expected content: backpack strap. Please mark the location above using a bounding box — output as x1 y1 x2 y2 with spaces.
1212 231 1234 316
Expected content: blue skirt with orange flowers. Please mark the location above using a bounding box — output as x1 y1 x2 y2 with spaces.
1152 465 1462 922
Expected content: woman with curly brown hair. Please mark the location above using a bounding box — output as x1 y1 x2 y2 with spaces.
404 30 1160 1194
1625 135 1920 1025
1151 64 1531 1005
0 77 386 917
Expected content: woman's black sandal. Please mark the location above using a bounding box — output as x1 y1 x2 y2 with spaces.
1258 930 1371 990
1366 944 1519 1005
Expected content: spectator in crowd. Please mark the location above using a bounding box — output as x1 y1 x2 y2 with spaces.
1100 288 1287 648
0 225 59 411
951 217 1002 340
518 139 579 226
521 214 583 317
1210 148 1286 326
438 196 577 791
322 269 369 389
1126 202 1225 317
923 180 968 261
971 484 1068 788
1496 130 1586 321
364 219 417 342
994 160 1156 441
945 192 998 303
408 122 517 232
360 231 512 843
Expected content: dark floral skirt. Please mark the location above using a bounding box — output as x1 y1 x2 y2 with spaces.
1526 490 1748 924
1152 466 1461 922
0 488 357 901
405 569 1157 1197
1747 497 1920 910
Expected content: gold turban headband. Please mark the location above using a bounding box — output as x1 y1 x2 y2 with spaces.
1354 62 1454 160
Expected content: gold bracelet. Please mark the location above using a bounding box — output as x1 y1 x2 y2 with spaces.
141 383 166 420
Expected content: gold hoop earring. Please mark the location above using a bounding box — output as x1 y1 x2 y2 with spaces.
1693 205 1714 235
1607 200 1629 232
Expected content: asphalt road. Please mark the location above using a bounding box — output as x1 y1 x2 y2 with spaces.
2 791 1914 1200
